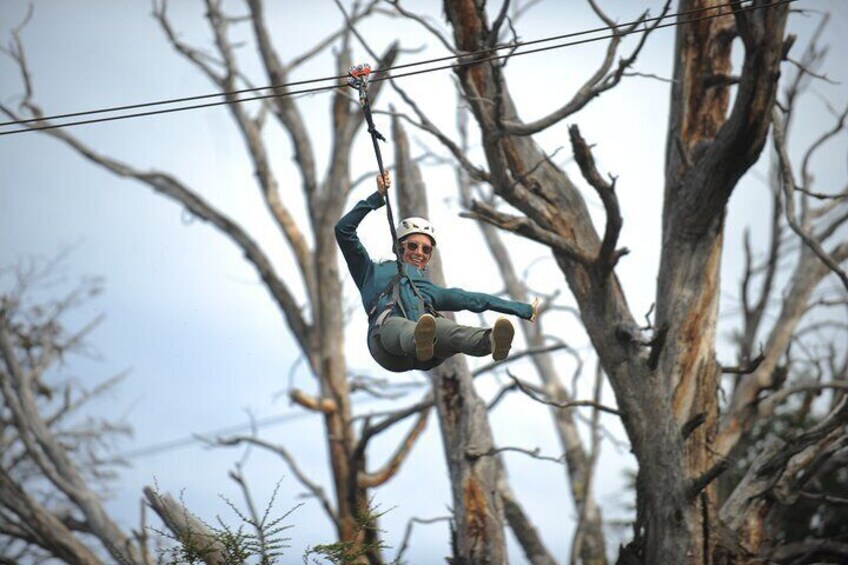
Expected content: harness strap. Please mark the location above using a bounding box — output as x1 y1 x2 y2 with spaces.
368 272 402 319
368 271 437 328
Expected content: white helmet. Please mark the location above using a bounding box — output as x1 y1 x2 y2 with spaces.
397 217 436 246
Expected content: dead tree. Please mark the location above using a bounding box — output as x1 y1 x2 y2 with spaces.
454 103 609 564
0 2 431 561
375 5 610 554
0 261 247 564
715 14 848 558
3 1 846 563
431 0 844 562
0 261 147 564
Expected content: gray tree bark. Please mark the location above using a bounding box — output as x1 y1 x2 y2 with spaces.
455 108 608 564
392 113 512 564
441 0 792 562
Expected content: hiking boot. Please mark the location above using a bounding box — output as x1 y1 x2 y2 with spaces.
413 314 437 362
490 317 514 362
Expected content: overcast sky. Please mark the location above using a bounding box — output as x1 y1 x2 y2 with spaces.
1 1 846 562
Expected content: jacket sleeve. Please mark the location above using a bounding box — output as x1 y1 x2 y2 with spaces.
334 191 385 289
425 283 533 320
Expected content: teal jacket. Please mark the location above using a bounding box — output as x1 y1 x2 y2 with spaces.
335 191 533 326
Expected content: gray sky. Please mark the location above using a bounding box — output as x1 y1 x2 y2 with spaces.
1 1 846 562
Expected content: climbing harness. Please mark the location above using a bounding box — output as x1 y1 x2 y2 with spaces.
348 63 437 328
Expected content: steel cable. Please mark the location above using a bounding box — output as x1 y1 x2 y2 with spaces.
0 0 795 137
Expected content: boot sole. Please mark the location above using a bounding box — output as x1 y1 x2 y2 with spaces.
414 314 437 362
491 317 514 362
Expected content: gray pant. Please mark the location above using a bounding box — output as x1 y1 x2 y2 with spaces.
368 315 492 373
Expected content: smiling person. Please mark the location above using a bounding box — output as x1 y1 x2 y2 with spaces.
335 171 537 373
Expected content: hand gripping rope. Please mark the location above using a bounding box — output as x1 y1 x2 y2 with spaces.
348 64 404 269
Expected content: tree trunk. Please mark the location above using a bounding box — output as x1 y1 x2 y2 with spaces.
314 238 360 544
655 1 789 562
316 127 382 561
456 114 607 563
443 0 788 562
393 114 510 564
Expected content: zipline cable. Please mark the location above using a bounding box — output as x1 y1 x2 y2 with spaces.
0 0 795 137
0 0 764 129
112 392 406 461
113 411 310 461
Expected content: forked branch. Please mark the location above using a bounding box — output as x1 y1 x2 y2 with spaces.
568 124 625 275
461 201 593 265
772 107 848 291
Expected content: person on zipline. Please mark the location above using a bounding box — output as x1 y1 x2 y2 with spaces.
335 171 537 373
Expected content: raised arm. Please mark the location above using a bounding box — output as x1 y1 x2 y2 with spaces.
334 188 386 289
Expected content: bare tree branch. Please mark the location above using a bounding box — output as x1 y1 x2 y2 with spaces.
380 0 455 53
498 472 558 565
394 515 451 564
288 0 382 71
757 380 848 418
461 202 593 265
357 403 430 488
467 445 565 465
721 397 848 534
499 3 669 136
721 352 766 375
772 107 848 291
143 487 225 565
210 434 338 528
568 125 626 274
767 540 848 564
471 342 575 377
505 371 621 417
289 389 337 414
6 116 315 368
0 265 145 563
0 466 101 565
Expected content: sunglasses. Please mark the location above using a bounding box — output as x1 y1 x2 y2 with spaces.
404 241 433 255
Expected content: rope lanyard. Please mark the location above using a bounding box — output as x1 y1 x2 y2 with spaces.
348 63 434 321
348 64 404 272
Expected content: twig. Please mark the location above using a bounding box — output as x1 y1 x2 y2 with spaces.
688 458 730 500
505 371 621 417
394 516 451 563
467 445 565 465
472 343 575 377
721 352 766 375
772 108 848 291
682 412 707 440
211 435 338 528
